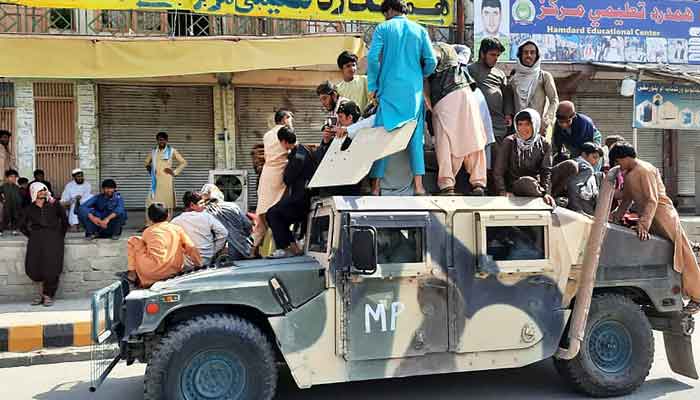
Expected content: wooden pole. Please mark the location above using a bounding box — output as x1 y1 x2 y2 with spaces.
456 0 465 44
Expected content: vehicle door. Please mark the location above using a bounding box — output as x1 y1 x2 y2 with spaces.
450 211 565 353
342 211 448 361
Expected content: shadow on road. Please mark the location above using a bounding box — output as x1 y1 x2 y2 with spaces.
631 378 695 400
33 375 144 400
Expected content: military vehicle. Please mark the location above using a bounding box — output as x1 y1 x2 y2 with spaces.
89 126 697 399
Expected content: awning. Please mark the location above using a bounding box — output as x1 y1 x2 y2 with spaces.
0 34 366 79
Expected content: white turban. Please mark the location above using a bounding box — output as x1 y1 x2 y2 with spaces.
200 183 225 203
71 168 83 176
29 182 50 203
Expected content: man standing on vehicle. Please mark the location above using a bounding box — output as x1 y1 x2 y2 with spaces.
610 143 700 314
552 101 602 164
315 81 349 164
469 37 513 194
509 40 559 135
253 109 293 256
336 51 370 112
267 127 316 258
425 42 488 196
366 0 437 196
144 131 188 223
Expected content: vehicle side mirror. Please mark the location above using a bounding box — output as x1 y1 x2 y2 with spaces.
351 228 377 275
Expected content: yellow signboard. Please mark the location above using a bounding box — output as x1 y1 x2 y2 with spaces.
4 0 453 26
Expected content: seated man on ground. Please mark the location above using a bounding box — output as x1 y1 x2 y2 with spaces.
78 179 126 240
267 126 316 258
493 108 554 205
200 183 254 261
60 168 93 232
127 203 202 288
172 191 228 267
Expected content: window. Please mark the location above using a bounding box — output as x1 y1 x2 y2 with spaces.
376 227 423 264
308 215 330 253
48 9 74 31
486 226 546 261
0 83 14 108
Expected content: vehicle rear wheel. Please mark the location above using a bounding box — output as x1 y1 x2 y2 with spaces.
554 294 654 397
144 313 277 400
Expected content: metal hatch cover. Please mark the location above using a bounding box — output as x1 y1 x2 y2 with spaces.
308 120 417 188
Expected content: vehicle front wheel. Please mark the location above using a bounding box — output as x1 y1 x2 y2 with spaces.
554 293 654 398
144 313 277 400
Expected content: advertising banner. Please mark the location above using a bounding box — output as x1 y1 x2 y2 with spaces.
634 82 700 130
3 0 452 26
474 0 700 64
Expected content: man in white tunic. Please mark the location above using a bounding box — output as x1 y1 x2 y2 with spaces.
144 131 188 224
60 169 93 231
172 191 228 267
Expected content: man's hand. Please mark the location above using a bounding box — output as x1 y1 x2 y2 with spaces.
424 97 433 113
322 127 334 144
163 167 175 176
334 127 348 139
75 195 82 202
637 225 650 241
368 91 376 102
505 115 513 127
543 194 556 207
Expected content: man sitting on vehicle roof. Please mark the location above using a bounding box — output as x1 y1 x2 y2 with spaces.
127 203 202 288
492 108 555 206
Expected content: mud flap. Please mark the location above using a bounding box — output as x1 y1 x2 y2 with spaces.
662 313 698 380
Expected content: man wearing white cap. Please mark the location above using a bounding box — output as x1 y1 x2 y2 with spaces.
60 168 93 231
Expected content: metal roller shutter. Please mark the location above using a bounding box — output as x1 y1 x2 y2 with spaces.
99 85 214 209
678 130 700 196
235 87 327 210
573 93 664 173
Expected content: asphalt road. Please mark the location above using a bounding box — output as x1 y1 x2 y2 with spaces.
1 333 699 400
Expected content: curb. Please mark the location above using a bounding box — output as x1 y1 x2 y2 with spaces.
0 321 92 353
0 345 118 368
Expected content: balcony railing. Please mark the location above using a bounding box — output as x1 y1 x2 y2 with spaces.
0 4 463 43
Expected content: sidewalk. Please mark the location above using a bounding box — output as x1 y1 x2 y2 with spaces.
0 298 95 367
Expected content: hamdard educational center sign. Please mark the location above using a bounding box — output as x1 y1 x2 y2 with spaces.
474 0 700 64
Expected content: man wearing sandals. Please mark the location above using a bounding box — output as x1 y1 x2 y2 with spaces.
21 182 67 307
610 143 700 314
425 42 488 196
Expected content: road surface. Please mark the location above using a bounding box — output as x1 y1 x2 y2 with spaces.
0 333 698 399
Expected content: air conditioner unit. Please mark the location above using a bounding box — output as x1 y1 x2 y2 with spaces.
208 169 248 211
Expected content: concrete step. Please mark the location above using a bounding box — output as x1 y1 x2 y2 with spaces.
0 299 92 353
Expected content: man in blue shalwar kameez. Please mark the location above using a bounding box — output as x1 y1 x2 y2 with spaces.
367 0 437 196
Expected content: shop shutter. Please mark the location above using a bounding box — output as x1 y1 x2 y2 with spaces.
99 85 214 209
678 130 700 196
573 93 664 173
235 86 327 210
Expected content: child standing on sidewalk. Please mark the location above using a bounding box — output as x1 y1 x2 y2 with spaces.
0 169 22 236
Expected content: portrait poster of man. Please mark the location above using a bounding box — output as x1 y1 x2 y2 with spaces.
474 0 510 61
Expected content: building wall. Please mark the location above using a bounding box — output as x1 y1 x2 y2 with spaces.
14 80 35 179
77 82 99 185
213 85 236 170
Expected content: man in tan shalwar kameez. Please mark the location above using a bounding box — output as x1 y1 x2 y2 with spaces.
144 132 187 224
252 110 294 255
425 43 488 195
0 130 17 227
611 143 700 314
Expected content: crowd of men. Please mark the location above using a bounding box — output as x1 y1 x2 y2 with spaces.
0 0 698 313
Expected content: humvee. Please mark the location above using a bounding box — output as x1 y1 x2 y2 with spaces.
90 125 697 399
90 193 697 399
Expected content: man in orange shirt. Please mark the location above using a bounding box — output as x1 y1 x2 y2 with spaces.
127 203 202 287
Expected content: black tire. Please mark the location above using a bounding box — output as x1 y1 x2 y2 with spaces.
144 313 277 400
554 294 654 398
